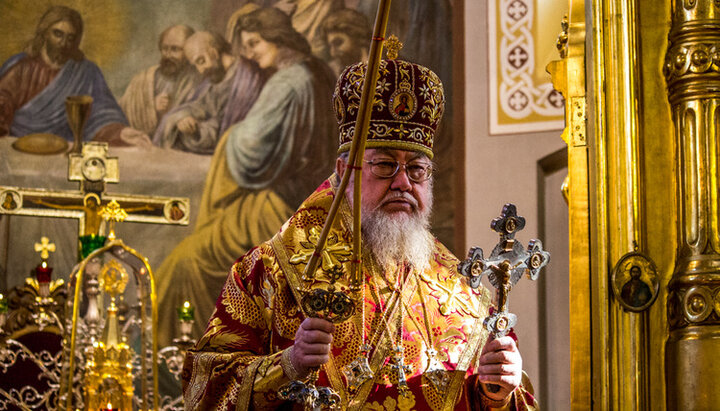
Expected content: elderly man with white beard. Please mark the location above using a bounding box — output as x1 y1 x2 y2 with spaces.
182 56 539 410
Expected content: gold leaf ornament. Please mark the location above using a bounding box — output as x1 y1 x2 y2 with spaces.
289 227 352 272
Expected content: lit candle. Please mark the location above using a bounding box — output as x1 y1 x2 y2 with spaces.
101 402 117 411
177 300 194 322
0 293 7 314
35 262 53 284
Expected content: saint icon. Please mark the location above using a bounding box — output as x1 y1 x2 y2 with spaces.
620 265 652 308
395 95 410 116
393 93 413 117
1 192 18 210
611 252 659 312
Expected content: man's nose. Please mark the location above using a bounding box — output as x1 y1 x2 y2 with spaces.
389 166 413 191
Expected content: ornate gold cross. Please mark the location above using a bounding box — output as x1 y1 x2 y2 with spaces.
385 34 403 60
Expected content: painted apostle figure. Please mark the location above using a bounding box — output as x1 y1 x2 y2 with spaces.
155 7 336 347
152 27 267 154
120 24 200 136
320 8 371 77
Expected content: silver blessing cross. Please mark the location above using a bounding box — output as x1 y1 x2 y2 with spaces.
457 204 550 391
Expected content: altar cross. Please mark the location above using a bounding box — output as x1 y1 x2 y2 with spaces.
457 204 550 394
0 142 190 258
34 237 56 261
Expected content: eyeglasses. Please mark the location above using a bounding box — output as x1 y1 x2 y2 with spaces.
363 159 434 183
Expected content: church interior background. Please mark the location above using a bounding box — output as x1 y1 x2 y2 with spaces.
1 0 716 409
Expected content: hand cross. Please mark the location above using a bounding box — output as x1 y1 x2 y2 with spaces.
458 204 550 337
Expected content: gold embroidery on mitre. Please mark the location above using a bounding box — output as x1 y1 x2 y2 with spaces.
417 67 445 125
334 93 345 123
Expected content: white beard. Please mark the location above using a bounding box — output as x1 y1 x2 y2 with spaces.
360 190 435 273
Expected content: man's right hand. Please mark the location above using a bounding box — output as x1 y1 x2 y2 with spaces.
177 116 197 134
291 317 335 378
155 93 170 112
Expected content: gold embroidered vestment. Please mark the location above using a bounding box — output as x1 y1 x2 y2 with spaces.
182 178 538 410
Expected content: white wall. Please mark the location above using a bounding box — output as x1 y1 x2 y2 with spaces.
463 0 568 403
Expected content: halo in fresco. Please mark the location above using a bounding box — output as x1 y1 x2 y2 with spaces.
0 0 129 69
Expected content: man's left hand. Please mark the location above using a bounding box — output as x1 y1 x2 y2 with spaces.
177 116 197 134
477 335 523 404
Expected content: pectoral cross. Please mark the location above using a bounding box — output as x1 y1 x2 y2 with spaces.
458 204 550 337
0 142 190 258
390 346 412 397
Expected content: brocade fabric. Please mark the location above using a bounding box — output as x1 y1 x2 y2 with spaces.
182 177 539 410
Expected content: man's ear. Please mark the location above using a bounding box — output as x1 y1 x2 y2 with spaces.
335 157 347 179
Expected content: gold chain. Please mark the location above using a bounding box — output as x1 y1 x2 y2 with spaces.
366 269 403 350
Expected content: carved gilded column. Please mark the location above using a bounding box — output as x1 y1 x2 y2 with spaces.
555 0 672 408
547 1 590 408
588 0 658 408
664 1 720 409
